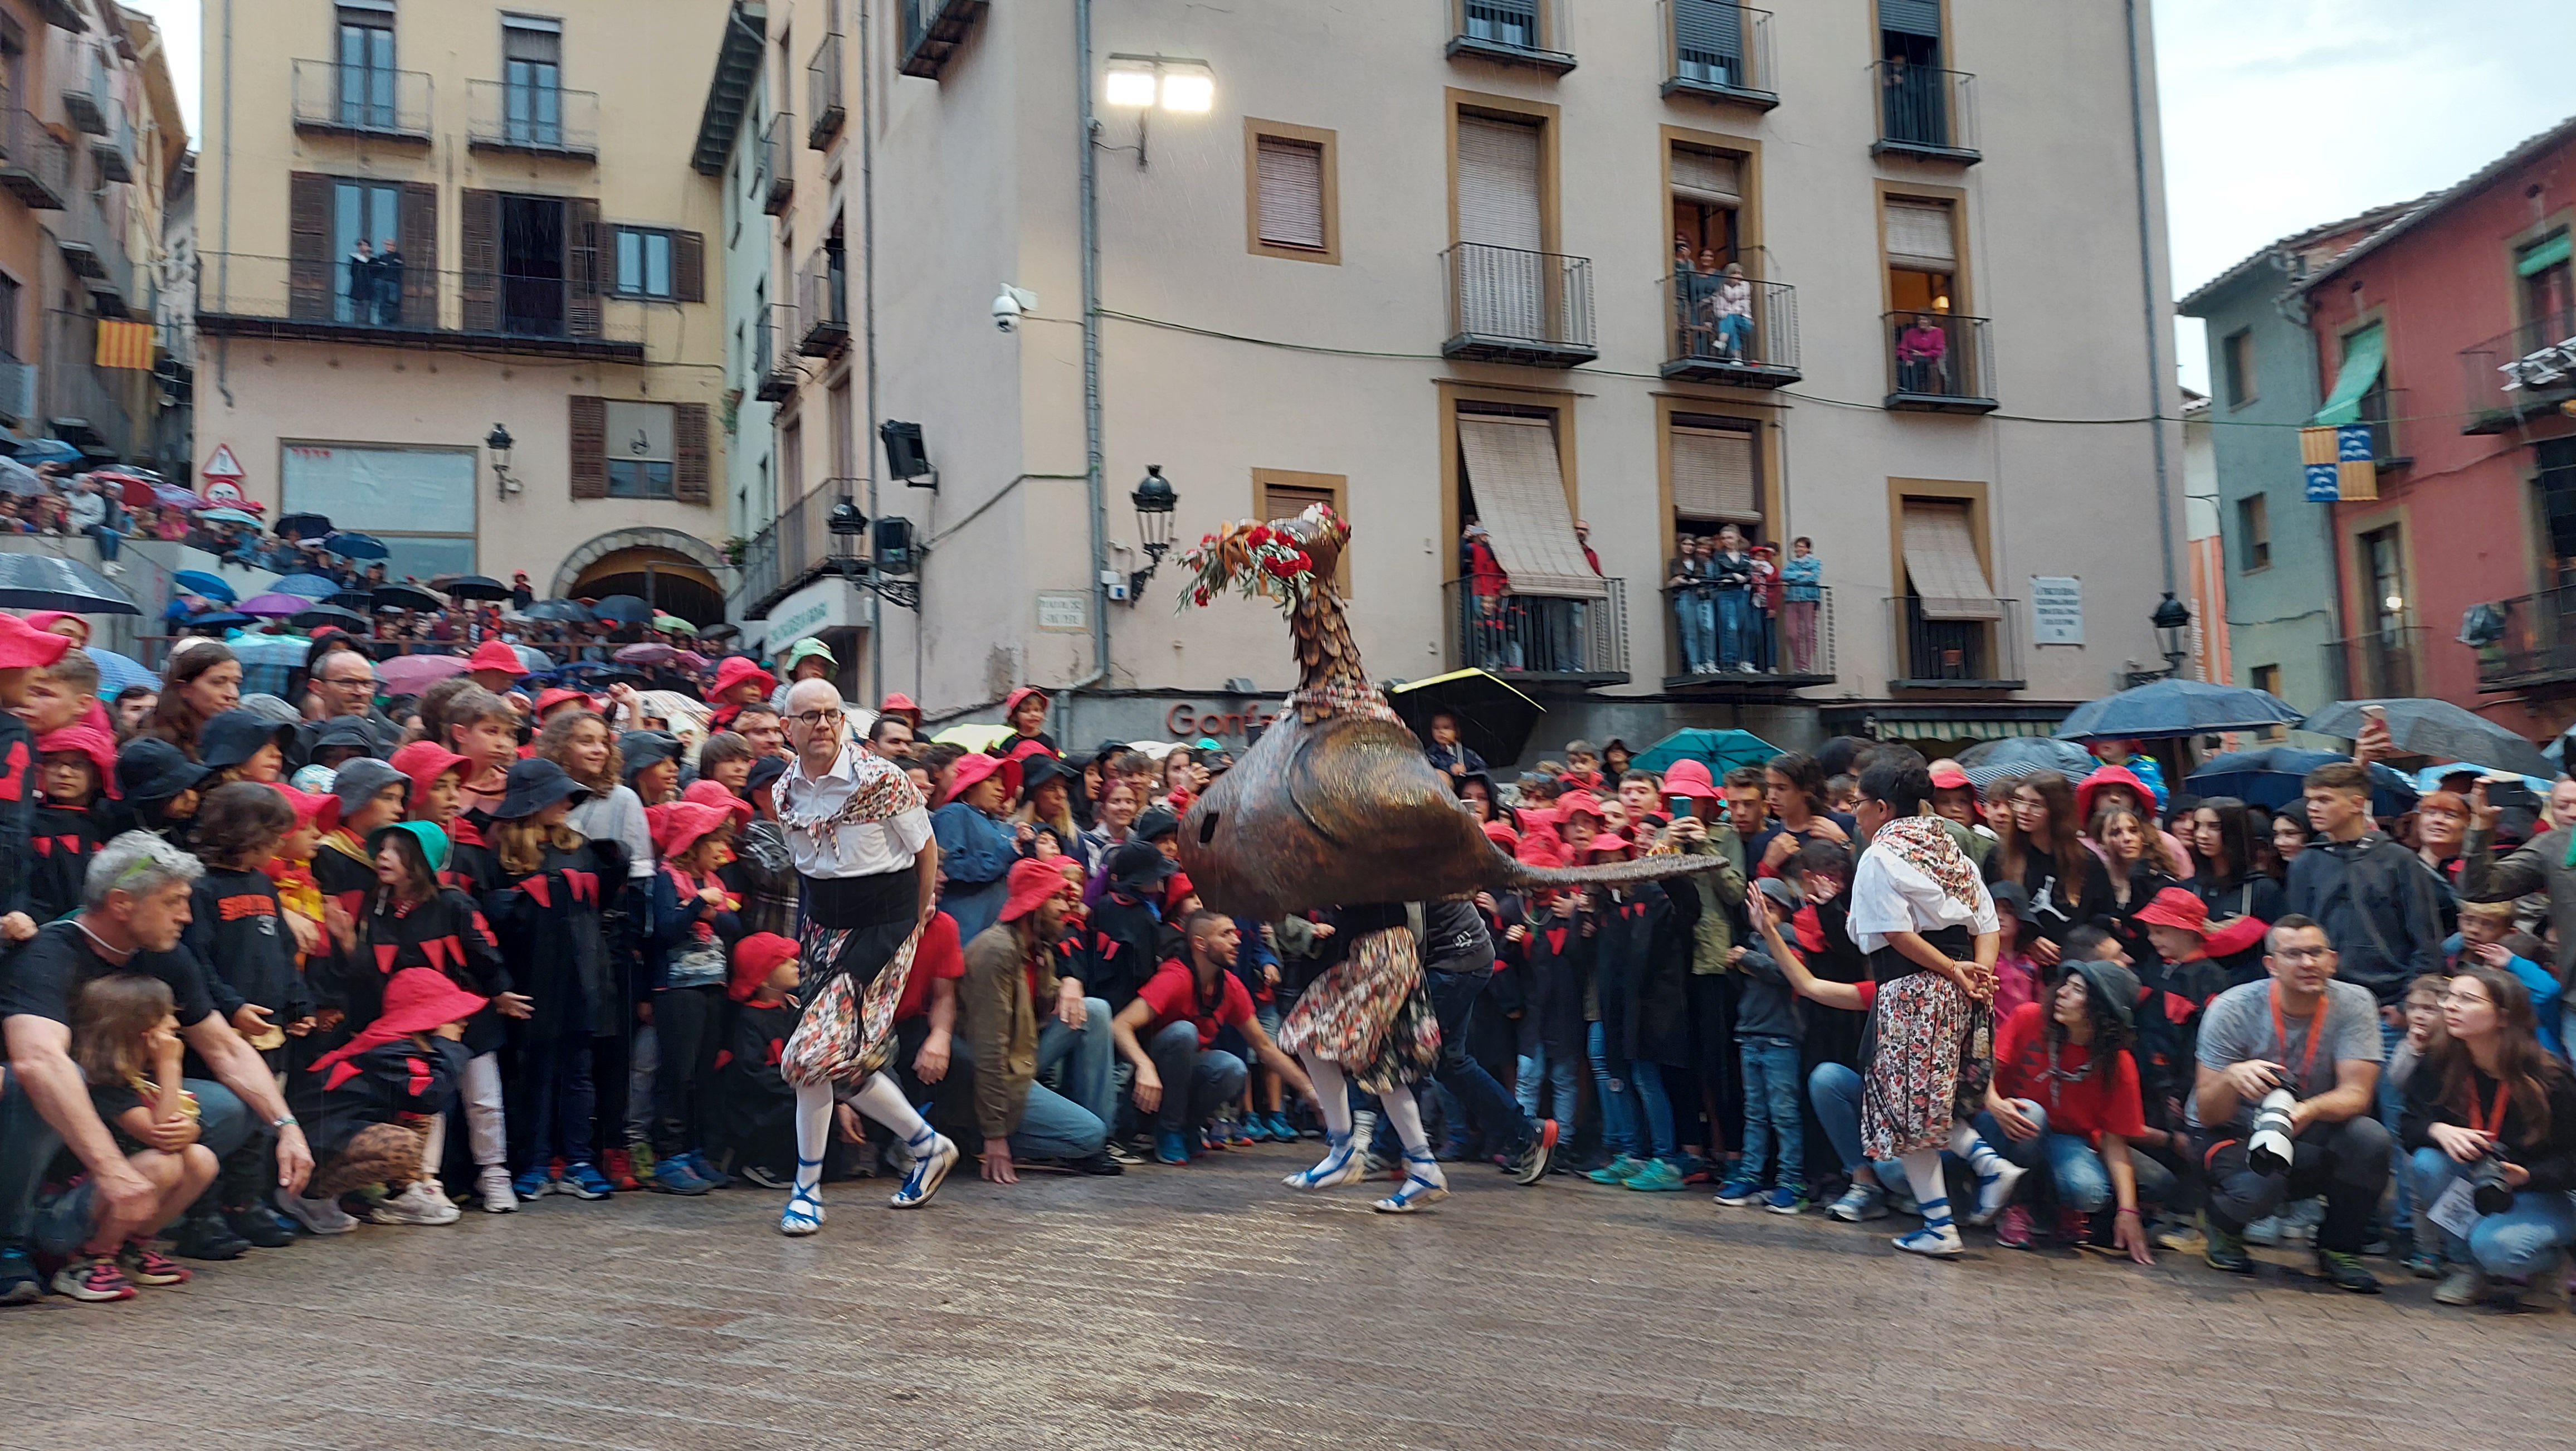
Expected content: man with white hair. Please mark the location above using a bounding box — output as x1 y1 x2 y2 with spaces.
770 678 955 1233
0 834 315 1302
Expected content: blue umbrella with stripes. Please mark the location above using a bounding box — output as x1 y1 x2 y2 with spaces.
172 569 237 605
86 647 159 696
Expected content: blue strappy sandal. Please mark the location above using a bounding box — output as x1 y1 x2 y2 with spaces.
1284 1131 1364 1190
889 1128 957 1209
778 1155 824 1236
1372 1148 1451 1214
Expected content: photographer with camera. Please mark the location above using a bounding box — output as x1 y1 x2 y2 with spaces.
2401 966 2576 1310
2188 916 2389 1292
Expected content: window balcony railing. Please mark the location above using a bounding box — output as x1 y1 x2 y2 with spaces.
192 252 646 361
1662 272 1798 387
466 79 600 160
1448 0 1574 75
2460 315 2576 435
2350 387 2412 470
89 106 131 182
1662 582 1832 688
762 113 796 215
1890 596 2023 688
807 33 845 148
1441 241 1596 367
290 60 433 143
2329 625 2428 699
1871 60 1978 164
1661 1 1775 109
57 39 108 135
741 480 860 617
51 187 129 312
0 355 37 426
2474 592 2576 692
0 106 72 210
798 247 848 356
900 0 989 80
754 300 799 402
1446 576 1628 685
1884 311 1997 413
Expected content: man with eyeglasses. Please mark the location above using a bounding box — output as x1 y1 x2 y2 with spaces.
2187 914 2389 1291
294 644 398 766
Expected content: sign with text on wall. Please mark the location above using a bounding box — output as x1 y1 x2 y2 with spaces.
1035 590 1090 632
2029 576 2083 646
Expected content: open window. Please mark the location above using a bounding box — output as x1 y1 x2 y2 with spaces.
1896 495 2006 683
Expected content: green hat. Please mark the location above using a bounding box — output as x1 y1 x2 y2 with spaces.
368 820 451 875
782 638 837 671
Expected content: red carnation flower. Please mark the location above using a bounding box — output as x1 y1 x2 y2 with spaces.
1246 524 1273 547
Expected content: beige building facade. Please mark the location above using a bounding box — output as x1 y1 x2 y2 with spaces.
195 0 734 615
737 0 2184 755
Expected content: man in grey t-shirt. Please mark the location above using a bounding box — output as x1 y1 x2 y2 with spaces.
2188 914 2390 1291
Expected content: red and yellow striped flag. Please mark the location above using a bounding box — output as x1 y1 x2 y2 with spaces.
94 319 154 370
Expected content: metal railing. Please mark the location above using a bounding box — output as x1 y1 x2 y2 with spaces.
0 356 37 426
1662 1 1774 106
753 300 799 402
466 79 599 158
900 0 988 80
192 252 646 350
0 106 72 210
1662 271 1797 383
1890 596 2023 686
2460 315 2576 434
741 480 859 615
1663 581 1831 681
807 33 845 147
798 247 847 355
2328 626 2427 699
2475 591 2576 691
1447 576 1628 681
1884 311 1996 409
1441 241 1596 364
290 60 433 141
53 186 130 306
2350 387 2411 465
1872 60 1978 160
763 113 796 214
41 313 138 459
1449 0 1574 71
89 105 132 182
57 38 108 135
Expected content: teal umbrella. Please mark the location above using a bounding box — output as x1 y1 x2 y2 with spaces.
1629 728 1779 777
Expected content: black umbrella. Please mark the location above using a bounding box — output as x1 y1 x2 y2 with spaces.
0 554 140 614
1955 737 2096 791
290 603 370 631
443 574 511 601
2298 698 2556 780
519 597 595 623
274 512 334 541
183 611 254 630
373 583 444 612
588 594 652 626
325 590 376 613
1384 668 1544 767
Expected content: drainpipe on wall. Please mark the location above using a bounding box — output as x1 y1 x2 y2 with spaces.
1066 0 1111 739
2124 0 2175 603
861 0 881 707
214 0 234 410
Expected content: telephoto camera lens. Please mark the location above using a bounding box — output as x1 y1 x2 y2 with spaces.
2246 1088 2298 1175
2465 1149 2517 1216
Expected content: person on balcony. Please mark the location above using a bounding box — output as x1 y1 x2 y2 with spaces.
1897 313 1949 394
1668 534 1716 675
1710 263 1755 363
375 237 406 327
1461 522 1516 671
1781 537 1822 675
1710 525 1758 673
344 238 377 325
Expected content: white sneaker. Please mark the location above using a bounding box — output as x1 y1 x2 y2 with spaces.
276 1184 357 1235
476 1166 519 1214
369 1181 461 1225
102 561 124 576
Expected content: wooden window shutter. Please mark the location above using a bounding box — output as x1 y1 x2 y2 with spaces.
398 181 438 327
673 402 712 504
674 231 707 303
1670 145 1741 207
460 188 500 332
1255 138 1325 249
289 172 331 321
566 198 602 339
1670 425 1761 524
569 395 607 499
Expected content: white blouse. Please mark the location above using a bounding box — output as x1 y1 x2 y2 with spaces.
1846 844 1999 955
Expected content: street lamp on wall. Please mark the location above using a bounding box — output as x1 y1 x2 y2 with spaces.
1124 464 1178 601
486 423 519 497
1099 53 1214 168
2124 592 2194 686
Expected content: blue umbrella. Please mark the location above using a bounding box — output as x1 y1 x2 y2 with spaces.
2298 698 2557 781
518 598 595 624
324 532 391 561
10 437 84 468
2053 679 2303 742
1628 728 1780 777
2185 747 2418 817
86 647 159 696
271 573 345 600
588 594 652 626
1955 737 2096 791
183 611 255 630
172 569 237 605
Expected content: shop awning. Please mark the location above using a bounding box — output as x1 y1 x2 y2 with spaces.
1457 413 1607 598
1899 499 2002 621
2518 231 2570 277
1874 717 2061 743
2313 322 2384 426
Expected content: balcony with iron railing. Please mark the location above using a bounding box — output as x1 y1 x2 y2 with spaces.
741 480 861 617
763 113 796 214
1662 272 1798 387
2475 591 2576 693
290 60 433 143
1446 576 1628 685
798 247 848 356
466 79 599 160
193 252 646 361
900 0 989 80
57 38 107 135
1884 311 1997 413
2329 625 2428 699
2460 314 2576 435
41 313 138 460
1441 241 1596 366
1448 0 1574 74
1662 582 1832 690
0 353 36 426
753 300 799 402
0 105 71 209
1889 596 2024 689
1871 60 1978 164
1661 1 1775 109
2350 387 2412 470
51 189 130 313
89 105 131 182
808 33 845 147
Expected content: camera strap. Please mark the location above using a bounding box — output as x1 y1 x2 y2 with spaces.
2267 985 2324 1091
2468 1078 2512 1138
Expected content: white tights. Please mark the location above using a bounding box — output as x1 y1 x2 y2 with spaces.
793 1073 931 1197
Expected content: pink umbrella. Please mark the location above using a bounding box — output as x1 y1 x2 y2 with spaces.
238 592 313 617
378 654 471 694
616 642 676 664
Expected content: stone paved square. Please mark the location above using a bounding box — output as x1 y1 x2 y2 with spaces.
4 1142 2570 1450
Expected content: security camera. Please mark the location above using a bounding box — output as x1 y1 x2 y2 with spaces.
992 284 1037 333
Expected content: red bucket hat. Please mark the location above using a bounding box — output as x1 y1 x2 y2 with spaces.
35 724 120 801
943 751 1020 806
1002 685 1048 720
1481 819 1521 849
711 655 777 700
0 613 72 671
1000 856 1080 922
388 740 471 804
730 932 799 1001
1555 789 1607 822
647 799 735 860
1661 760 1719 800
307 967 489 1089
533 686 597 719
2130 887 2206 935
466 639 524 676
878 692 922 727
681 777 754 829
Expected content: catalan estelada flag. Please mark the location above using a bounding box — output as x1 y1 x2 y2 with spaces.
94 319 154 371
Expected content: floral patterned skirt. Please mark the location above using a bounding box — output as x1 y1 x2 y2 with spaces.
782 916 920 1088
1861 970 1974 1161
1280 923 1441 1094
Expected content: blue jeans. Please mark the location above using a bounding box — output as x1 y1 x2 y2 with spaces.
1806 1062 1904 1190
1972 1102 2176 1212
0 1073 252 1248
1714 588 1751 668
1629 1060 1677 1160
2377 1017 2412 1239
1145 1019 1247 1137
513 1034 597 1171
83 524 120 562
1587 1020 1640 1158
1514 1022 1580 1127
1739 1035 1804 1191
1426 966 1537 1153
1674 590 1715 672
2408 1146 2576 1277
1009 999 1115 1157
1717 311 1752 357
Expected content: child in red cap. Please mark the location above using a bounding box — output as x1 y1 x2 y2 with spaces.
0 612 72 946
714 933 802 1188
27 724 116 924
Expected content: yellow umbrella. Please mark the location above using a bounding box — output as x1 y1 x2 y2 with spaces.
932 722 1014 752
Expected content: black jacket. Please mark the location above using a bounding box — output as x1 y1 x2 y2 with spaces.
2401 1059 2576 1195
484 839 619 1040
292 1035 468 1156
2285 832 2446 1005
0 712 33 918
25 804 102 926
185 866 316 1026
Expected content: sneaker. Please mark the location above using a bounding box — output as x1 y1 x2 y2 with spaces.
1589 1155 1648 1187
1712 1176 1764 1205
604 1148 642 1192
369 1182 461 1225
103 561 125 577
0 1244 43 1306
476 1166 519 1214
1765 1185 1809 1216
1068 1151 1125 1176
2242 1214 2284 1247
741 1165 793 1191
652 1157 714 1195
1624 1158 1687 1192
275 1185 357 1235
1105 1139 1148 1168
2402 1247 2444 1279
169 1206 249 1260
1893 1224 1965 1258
1509 1119 1559 1187
1993 1204 2037 1250
223 1203 296 1248
1882 1177 1920 1217
116 1239 192 1287
682 1151 732 1189
2432 1266 2487 1307
1225 1121 1256 1148
2054 1206 2092 1247
2315 1249 2383 1294
2152 1218 2205 1255
1677 1155 1714 1185
1197 1126 1227 1153
1828 1183 1887 1222
1240 1114 1274 1144
889 1133 958 1209
2202 1215 2254 1274
1264 1111 1299 1142
1154 1129 1192 1166
559 1161 614 1200
2515 1254 2571 1313
50 1254 135 1303
511 1167 555 1201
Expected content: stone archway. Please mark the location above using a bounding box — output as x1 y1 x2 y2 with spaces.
550 527 735 604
